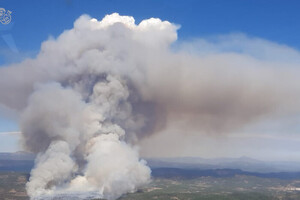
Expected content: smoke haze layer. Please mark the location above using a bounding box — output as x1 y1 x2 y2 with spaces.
0 13 300 199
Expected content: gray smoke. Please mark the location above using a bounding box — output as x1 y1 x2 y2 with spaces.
0 13 300 199
22 77 150 199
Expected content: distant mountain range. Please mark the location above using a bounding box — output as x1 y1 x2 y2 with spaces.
0 152 35 172
1 152 300 175
0 151 35 160
146 156 300 173
151 168 300 180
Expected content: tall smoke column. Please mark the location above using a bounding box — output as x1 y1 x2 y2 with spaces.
0 12 300 199
18 14 170 199
22 77 151 199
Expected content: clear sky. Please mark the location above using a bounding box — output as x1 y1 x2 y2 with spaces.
1 0 300 64
1 0 300 160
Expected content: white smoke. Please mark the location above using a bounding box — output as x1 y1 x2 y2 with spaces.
22 77 150 199
0 13 300 199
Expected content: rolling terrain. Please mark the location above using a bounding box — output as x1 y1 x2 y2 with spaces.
1 152 300 200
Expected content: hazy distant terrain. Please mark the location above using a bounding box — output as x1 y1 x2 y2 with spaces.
2 152 300 173
147 157 300 173
1 152 300 200
0 152 34 172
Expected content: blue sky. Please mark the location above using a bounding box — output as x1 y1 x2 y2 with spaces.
1 0 300 62
1 0 300 158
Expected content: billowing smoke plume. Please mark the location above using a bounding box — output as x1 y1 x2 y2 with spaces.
21 77 151 199
0 13 300 199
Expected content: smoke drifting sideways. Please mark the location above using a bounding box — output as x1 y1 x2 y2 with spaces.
0 13 300 199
